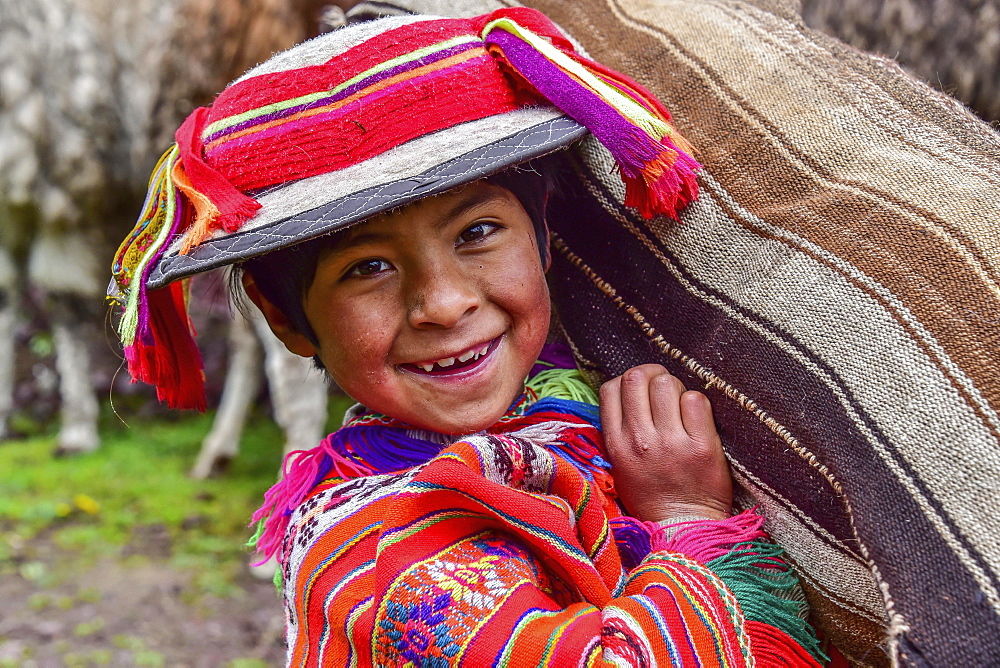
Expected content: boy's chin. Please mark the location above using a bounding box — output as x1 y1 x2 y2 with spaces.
396 400 514 436
409 413 504 436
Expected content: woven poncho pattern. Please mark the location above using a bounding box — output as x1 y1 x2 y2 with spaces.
269 380 823 666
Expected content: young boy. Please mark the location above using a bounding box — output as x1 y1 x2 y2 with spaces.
110 8 823 665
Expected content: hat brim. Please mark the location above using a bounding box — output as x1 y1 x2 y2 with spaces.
147 115 586 290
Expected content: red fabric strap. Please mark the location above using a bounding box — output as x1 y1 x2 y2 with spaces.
175 108 261 232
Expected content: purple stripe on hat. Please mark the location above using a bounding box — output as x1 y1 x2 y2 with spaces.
485 29 665 177
206 54 492 158
204 41 483 145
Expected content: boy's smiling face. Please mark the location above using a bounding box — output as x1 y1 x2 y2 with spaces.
254 181 551 435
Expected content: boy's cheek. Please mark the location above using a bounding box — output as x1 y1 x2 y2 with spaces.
312 309 398 382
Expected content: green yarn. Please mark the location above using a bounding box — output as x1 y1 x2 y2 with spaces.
707 541 827 663
247 518 266 550
525 367 599 405
273 564 284 593
247 519 284 593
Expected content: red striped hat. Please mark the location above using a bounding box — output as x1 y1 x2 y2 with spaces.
109 8 701 410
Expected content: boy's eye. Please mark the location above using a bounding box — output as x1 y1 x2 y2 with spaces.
348 258 391 277
458 222 499 245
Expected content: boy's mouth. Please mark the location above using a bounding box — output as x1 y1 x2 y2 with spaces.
400 336 502 377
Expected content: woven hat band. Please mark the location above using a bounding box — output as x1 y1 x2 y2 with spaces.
200 41 535 194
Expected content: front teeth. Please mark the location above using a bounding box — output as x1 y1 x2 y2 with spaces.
416 342 493 372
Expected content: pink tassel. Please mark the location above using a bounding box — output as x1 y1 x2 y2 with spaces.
621 138 701 220
651 509 770 564
250 435 376 564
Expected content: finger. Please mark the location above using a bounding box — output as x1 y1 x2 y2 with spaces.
620 366 658 439
599 375 623 439
679 390 719 442
648 371 685 432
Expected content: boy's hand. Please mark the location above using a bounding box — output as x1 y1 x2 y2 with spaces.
600 365 732 524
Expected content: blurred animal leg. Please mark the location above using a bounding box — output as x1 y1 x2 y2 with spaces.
50 295 100 454
252 317 328 458
191 309 263 478
31 231 102 456
247 316 327 581
0 269 16 441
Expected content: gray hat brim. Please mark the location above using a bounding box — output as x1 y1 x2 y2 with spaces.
147 116 586 290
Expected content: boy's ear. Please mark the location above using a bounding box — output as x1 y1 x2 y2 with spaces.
241 272 318 358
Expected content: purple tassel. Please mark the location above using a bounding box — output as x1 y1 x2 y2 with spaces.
610 516 655 570
485 29 699 219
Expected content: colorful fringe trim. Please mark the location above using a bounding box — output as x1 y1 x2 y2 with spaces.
110 147 205 410
611 511 827 665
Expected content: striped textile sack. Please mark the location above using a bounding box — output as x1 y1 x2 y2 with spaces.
349 0 1000 665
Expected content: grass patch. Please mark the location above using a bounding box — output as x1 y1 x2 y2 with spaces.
0 396 354 576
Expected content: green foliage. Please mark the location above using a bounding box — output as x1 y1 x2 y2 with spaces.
73 617 107 638
227 659 270 668
0 395 354 574
1 411 273 572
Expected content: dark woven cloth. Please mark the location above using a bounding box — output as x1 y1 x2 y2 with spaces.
350 1 1000 665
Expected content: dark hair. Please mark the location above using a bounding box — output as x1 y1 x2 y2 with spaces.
235 153 565 347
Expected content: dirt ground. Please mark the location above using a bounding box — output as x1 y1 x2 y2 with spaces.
0 535 286 667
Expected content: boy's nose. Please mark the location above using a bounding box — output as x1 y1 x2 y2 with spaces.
407 263 481 329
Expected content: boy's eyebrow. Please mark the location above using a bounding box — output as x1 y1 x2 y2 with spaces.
432 188 510 230
330 229 391 251
328 187 510 253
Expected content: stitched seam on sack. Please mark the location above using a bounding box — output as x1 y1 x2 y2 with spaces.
577 158 1000 615
729 464 884 619
553 227 911 634
571 129 1000 605
727 457 866 561
551 233 843 491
